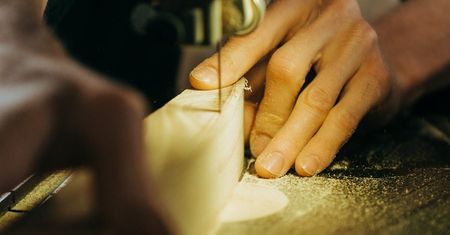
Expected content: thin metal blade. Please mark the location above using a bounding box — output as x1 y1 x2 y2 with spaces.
217 40 223 113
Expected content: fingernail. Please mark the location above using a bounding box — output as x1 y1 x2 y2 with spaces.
251 134 271 156
190 66 217 84
301 156 321 176
259 152 285 176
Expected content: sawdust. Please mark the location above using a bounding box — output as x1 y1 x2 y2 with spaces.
217 165 450 235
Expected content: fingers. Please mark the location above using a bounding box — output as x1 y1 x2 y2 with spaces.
248 22 332 156
253 23 376 178
249 3 369 158
296 52 390 176
43 63 166 233
0 44 167 231
248 41 315 156
63 71 170 232
76 83 168 233
190 0 309 89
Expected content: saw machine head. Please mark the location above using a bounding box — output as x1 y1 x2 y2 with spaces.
131 0 267 45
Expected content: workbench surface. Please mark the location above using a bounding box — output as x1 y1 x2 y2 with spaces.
3 114 450 235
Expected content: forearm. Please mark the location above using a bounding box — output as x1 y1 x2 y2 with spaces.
374 0 450 106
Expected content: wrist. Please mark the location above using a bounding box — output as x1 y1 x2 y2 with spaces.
374 21 426 109
373 0 450 109
382 50 424 109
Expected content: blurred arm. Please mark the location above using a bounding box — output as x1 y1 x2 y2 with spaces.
374 0 450 106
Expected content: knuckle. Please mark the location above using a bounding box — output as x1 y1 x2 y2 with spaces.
366 27 378 45
268 51 298 79
254 111 285 136
301 86 334 115
358 21 378 45
349 20 378 48
331 108 360 134
267 51 306 91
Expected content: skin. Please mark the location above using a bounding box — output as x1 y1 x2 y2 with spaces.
190 0 450 178
375 0 450 105
0 1 168 234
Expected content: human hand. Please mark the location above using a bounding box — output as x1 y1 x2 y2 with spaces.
190 0 393 178
0 6 168 234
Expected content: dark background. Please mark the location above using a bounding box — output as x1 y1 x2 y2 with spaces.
45 0 181 109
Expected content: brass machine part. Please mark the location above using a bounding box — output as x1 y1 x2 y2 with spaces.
133 0 267 45
222 0 267 36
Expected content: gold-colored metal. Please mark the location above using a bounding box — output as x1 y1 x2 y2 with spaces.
0 171 71 231
217 40 223 112
222 0 267 36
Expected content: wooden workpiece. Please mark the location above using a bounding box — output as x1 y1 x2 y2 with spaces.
144 79 246 235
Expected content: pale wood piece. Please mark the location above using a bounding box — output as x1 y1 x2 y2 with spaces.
144 79 246 235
